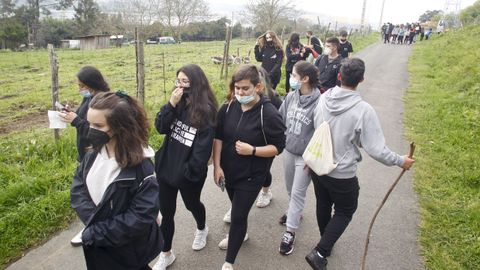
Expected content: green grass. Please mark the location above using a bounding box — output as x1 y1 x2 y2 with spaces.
405 26 480 269
0 34 378 268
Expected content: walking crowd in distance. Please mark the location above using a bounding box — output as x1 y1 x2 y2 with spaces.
60 29 414 270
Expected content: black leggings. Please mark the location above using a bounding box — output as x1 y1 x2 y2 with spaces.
311 173 359 257
158 180 206 252
225 184 262 263
285 70 292 93
269 72 281 90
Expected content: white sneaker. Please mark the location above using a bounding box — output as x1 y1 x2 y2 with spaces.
70 228 84 247
192 226 209 250
256 190 273 208
223 208 231 223
222 262 234 270
152 252 176 270
218 233 249 250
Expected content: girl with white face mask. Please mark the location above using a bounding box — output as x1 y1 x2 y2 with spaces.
213 64 286 270
278 61 321 256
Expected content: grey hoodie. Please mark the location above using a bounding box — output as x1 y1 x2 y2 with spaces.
313 86 405 179
280 88 321 155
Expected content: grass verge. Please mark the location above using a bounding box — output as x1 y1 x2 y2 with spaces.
405 26 480 269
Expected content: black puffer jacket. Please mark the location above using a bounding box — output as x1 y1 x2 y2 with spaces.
70 152 163 270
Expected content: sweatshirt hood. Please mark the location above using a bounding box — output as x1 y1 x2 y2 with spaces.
323 86 362 115
295 88 321 107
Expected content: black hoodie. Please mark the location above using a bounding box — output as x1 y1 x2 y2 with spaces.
154 102 215 188
215 96 286 191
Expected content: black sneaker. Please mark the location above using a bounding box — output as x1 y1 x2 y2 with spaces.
279 214 287 225
305 249 328 270
279 231 295 255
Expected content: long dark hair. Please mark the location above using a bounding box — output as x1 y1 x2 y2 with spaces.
227 64 262 101
89 92 149 168
288 32 302 49
77 66 110 92
294 61 320 88
176 64 218 128
257 66 275 100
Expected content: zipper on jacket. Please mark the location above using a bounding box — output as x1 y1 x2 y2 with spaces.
235 112 245 132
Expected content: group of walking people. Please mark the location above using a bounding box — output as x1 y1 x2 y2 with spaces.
61 29 414 270
382 22 433 45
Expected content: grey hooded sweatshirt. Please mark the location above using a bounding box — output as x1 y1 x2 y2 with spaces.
313 86 405 179
280 88 321 155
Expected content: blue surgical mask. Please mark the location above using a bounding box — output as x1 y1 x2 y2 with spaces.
289 77 302 90
235 94 255 104
79 89 92 98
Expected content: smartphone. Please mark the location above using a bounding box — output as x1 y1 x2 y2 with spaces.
55 101 70 112
219 176 225 192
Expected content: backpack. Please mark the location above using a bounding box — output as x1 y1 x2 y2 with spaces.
303 98 360 176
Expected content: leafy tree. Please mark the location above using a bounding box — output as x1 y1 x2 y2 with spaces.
461 0 480 25
157 0 210 40
74 0 101 35
39 17 75 47
244 0 296 32
418 10 442 23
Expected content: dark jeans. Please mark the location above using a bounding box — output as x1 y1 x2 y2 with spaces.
225 184 262 263
311 173 359 257
158 180 206 252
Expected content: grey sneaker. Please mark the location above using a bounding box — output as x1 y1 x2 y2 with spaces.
279 231 295 255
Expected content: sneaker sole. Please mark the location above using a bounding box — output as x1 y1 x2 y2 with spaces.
70 241 82 247
279 245 295 255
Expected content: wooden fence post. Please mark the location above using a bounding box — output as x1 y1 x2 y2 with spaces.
47 44 60 141
135 28 145 105
224 26 232 79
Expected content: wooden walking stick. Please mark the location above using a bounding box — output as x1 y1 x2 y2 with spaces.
360 142 416 270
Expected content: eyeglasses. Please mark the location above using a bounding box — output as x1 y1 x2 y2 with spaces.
174 79 190 88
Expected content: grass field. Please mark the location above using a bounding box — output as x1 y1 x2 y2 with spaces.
0 33 379 268
405 26 480 269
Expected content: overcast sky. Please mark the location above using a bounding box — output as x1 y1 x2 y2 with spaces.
207 0 477 27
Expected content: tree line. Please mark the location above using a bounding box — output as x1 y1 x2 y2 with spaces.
0 0 367 50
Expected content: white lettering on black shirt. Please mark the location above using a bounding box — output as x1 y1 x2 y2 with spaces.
170 119 197 147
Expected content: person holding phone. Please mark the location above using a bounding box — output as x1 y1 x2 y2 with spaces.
152 64 218 270
254 30 284 89
59 66 110 247
213 64 286 270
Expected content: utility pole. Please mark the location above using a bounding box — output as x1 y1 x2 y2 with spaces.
379 0 386 30
360 0 367 33
442 0 462 28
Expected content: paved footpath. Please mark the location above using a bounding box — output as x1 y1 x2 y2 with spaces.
7 42 424 270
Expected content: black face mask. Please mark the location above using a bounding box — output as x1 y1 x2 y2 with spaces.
267 41 273 46
87 128 111 148
182 88 191 95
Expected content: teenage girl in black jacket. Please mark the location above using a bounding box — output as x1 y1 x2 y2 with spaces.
285 33 308 93
153 64 218 270
213 64 286 270
70 92 162 270
254 30 284 89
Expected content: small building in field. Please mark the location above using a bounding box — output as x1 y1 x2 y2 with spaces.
76 34 111 50
60 39 80 49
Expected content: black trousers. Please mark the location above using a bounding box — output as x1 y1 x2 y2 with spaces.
263 158 274 188
311 173 359 257
225 184 262 263
158 180 206 252
285 70 292 93
269 72 281 90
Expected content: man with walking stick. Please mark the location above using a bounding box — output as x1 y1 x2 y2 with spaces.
305 58 415 270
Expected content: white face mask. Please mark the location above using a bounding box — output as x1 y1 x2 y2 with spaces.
235 94 255 104
323 47 332 55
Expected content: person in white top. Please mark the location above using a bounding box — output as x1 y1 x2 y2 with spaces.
70 91 163 270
